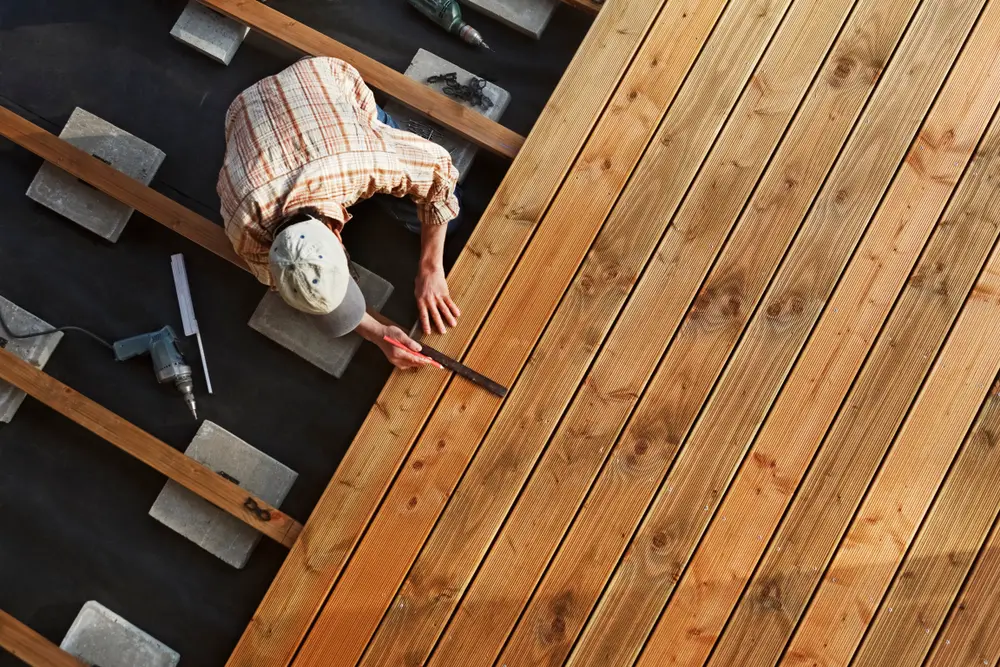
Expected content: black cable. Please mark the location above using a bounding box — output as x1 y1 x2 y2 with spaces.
0 308 114 350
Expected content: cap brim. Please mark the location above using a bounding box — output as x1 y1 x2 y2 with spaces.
321 278 366 338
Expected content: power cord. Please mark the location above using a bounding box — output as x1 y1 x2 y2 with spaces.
0 308 114 351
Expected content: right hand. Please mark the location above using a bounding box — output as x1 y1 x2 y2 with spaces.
377 326 433 370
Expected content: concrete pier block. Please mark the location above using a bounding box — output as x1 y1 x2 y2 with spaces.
0 296 63 423
249 262 393 378
60 601 179 667
26 108 166 242
149 421 297 569
170 1 250 65
383 49 510 182
460 0 559 39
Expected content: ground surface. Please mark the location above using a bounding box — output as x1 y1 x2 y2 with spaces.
0 0 587 664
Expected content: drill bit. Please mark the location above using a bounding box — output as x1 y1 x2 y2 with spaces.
175 372 198 420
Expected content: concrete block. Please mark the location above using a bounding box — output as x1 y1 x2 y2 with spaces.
460 0 559 39
0 296 63 423
149 421 297 569
170 1 250 65
26 108 166 242
60 601 179 667
383 49 510 182
249 262 393 378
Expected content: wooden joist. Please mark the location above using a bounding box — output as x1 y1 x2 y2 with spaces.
0 610 86 667
0 347 302 547
638 4 1000 662
561 0 603 15
225 0 679 664
195 0 523 159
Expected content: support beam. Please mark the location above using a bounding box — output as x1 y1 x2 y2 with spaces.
0 610 86 667
195 0 524 159
561 0 602 14
0 347 302 548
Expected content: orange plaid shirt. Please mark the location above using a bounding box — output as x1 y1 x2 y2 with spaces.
218 57 460 285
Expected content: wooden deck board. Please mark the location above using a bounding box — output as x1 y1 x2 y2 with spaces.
0 610 87 667
239 0 1000 663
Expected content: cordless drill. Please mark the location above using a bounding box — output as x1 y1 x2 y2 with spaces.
113 326 198 419
408 0 491 49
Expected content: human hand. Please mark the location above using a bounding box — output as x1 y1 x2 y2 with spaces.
415 265 461 336
377 326 433 370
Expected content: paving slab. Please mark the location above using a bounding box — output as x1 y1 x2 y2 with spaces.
170 1 250 65
249 262 393 378
60 601 179 667
149 421 298 569
460 0 559 39
26 108 166 242
0 296 63 423
383 49 510 182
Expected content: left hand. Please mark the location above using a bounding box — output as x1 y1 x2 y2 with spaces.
415 265 461 335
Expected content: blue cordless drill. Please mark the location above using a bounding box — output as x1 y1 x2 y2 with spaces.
113 326 198 419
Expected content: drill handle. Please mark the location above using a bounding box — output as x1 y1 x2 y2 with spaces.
113 326 176 362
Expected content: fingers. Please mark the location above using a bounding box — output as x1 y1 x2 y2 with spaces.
444 296 462 319
429 298 448 335
419 301 432 336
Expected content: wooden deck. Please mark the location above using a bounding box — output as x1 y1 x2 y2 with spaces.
232 0 1000 665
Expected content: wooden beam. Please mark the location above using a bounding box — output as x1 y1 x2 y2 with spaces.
561 0 602 15
0 347 302 548
638 5 1000 663
225 0 677 663
195 0 523 159
0 106 245 271
0 610 86 667
355 0 855 661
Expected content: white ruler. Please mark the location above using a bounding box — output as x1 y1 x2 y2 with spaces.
171 254 213 394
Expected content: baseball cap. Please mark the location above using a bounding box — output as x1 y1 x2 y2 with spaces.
269 217 366 337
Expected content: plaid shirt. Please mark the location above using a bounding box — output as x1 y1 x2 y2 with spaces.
218 57 461 284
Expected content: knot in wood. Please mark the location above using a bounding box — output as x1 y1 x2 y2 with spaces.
830 56 856 86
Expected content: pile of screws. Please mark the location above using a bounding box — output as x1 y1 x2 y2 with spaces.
426 72 495 111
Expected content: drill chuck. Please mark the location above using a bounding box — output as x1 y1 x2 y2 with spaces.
113 326 199 420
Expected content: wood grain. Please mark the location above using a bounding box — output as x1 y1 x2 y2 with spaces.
355 0 834 662
562 0 602 15
848 371 1000 667
0 610 86 667
925 515 1000 667
291 0 756 661
639 6 1000 664
226 0 674 663
0 348 302 547
704 5 995 664
777 65 1000 667
557 0 986 662
196 0 522 159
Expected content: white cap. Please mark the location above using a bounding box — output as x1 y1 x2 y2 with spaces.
269 218 366 334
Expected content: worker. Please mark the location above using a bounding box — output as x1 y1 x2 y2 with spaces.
218 56 462 370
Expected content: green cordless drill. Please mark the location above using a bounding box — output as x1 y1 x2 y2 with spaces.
408 0 491 50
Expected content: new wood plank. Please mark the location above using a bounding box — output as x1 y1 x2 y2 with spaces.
496 0 963 663
0 347 302 547
846 368 1000 667
227 0 675 664
435 0 918 660
555 0 985 662
196 0 522 159
639 9 1000 664
777 93 1000 667
291 0 749 661
0 610 86 667
357 0 844 662
0 107 244 269
925 515 1000 667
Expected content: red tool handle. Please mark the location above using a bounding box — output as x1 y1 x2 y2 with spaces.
382 336 445 369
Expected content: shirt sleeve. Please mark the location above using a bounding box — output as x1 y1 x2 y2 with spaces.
326 58 381 127
384 125 461 226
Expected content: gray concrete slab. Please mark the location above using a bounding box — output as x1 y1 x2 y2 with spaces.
249 262 393 378
60 601 180 667
0 296 63 423
26 108 166 242
460 0 558 39
170 1 250 65
383 49 510 182
148 421 297 569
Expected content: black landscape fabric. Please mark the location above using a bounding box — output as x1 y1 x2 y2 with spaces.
0 0 587 664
